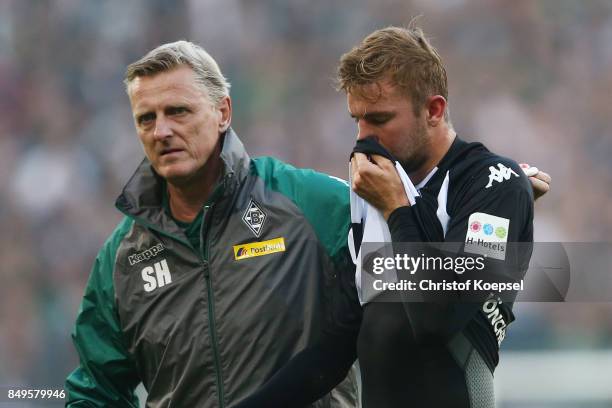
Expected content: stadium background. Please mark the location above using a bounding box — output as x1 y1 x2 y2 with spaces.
1 0 611 407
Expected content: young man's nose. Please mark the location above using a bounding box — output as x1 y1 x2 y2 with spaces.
356 123 376 141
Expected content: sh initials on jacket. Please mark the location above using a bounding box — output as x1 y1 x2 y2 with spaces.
141 259 172 292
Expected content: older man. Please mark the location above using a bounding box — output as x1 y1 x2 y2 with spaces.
65 41 360 408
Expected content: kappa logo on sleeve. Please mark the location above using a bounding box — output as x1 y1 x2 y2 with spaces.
485 163 519 189
464 212 509 260
233 237 286 260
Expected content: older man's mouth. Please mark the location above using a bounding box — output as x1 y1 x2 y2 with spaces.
160 148 184 157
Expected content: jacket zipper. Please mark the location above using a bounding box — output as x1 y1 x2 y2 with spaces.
200 203 225 407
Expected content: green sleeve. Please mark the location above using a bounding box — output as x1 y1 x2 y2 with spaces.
65 218 140 407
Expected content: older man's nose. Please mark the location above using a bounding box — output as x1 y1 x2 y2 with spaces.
153 117 172 140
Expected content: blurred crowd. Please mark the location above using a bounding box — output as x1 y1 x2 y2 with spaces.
1 0 611 394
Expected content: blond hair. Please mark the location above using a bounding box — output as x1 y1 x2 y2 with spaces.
338 26 449 119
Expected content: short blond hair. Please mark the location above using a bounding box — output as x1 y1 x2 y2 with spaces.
124 40 230 104
338 26 448 118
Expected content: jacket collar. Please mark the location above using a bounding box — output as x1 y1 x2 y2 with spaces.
218 127 251 192
115 128 250 229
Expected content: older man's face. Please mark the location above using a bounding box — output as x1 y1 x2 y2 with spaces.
128 65 230 185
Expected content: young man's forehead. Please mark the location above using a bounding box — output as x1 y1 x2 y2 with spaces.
349 79 406 103
348 82 410 114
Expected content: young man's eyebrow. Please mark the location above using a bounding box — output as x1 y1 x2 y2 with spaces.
350 111 395 119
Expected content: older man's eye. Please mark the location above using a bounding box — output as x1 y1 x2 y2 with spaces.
138 113 155 125
168 107 188 116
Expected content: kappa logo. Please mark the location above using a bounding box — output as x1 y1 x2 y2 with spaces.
485 163 519 189
128 243 165 266
242 199 267 237
141 259 172 292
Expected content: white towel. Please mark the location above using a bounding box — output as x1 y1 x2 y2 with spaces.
348 161 421 305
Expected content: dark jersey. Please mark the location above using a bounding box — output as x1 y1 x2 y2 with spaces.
235 136 534 408
359 136 534 407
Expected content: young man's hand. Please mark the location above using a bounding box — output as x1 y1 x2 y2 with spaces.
521 163 551 200
351 153 409 220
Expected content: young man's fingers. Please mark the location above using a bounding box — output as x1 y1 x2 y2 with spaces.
529 177 550 196
355 153 382 174
369 154 394 170
351 153 365 171
520 163 539 177
535 171 551 185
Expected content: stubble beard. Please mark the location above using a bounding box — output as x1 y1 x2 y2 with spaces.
398 120 430 174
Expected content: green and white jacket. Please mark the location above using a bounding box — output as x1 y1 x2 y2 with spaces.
66 129 360 408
